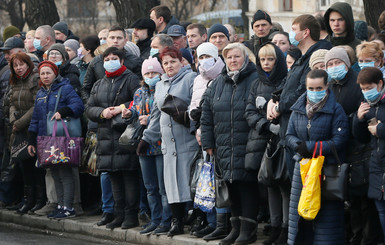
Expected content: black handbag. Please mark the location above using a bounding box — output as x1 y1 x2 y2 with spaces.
47 86 82 137
321 141 349 201
258 137 288 187
161 94 188 117
119 120 146 153
214 155 231 208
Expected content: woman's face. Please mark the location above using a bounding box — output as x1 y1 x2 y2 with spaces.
162 55 183 77
286 55 295 69
272 34 290 54
103 53 123 64
48 50 63 63
360 80 383 93
24 34 35 52
259 55 276 73
79 43 89 57
12 59 29 77
65 47 76 60
39 66 56 87
358 56 381 68
143 72 161 79
313 62 326 70
226 48 244 71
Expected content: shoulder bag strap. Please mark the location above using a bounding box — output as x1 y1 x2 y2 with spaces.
54 86 63 112
327 140 342 166
112 78 127 106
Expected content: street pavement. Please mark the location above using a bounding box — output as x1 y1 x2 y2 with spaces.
0 209 269 244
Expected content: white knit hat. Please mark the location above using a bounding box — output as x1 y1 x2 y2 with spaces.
197 42 218 60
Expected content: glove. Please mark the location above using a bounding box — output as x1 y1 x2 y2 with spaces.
136 140 149 156
269 123 280 135
190 107 202 122
255 96 267 110
172 111 190 128
295 142 312 158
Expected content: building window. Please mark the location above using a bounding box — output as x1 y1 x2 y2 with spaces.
320 0 331 10
281 0 293 11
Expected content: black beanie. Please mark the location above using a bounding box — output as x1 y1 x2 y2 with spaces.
132 18 156 38
207 24 229 40
251 10 272 27
53 22 69 36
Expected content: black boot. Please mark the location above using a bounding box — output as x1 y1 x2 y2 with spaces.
190 214 207 234
203 213 231 241
121 213 139 229
167 218 184 237
97 212 115 226
29 185 47 214
234 216 258 245
262 226 281 245
219 217 240 245
193 225 215 238
17 186 35 214
106 214 124 229
274 227 288 245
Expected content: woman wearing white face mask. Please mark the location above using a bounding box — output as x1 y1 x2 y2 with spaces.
356 41 385 79
86 47 141 230
188 42 229 240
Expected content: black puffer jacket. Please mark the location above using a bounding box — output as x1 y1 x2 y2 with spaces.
82 50 143 102
324 2 361 50
244 43 287 170
137 38 151 60
86 68 140 172
201 61 258 182
59 61 81 95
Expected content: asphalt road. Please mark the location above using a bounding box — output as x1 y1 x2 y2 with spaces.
0 225 133 245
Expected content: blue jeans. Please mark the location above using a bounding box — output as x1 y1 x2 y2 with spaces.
140 155 172 227
375 199 385 242
100 172 114 213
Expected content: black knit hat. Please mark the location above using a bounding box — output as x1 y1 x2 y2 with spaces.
207 24 229 40
251 10 272 27
53 22 69 36
132 18 156 38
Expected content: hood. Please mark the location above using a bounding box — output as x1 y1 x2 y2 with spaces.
256 42 287 86
324 2 356 45
66 30 79 41
198 58 225 80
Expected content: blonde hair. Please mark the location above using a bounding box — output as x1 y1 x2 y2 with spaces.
94 43 109 56
222 42 248 60
26 30 35 38
356 41 384 67
258 44 276 59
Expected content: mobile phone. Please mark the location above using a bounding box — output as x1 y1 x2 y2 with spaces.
368 117 378 126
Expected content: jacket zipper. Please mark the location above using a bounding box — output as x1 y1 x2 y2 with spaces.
18 83 24 110
230 82 237 183
307 118 311 139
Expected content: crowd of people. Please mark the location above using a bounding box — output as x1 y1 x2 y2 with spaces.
2 2 385 244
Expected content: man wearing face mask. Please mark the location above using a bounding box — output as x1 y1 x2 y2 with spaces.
33 25 56 62
149 34 174 61
267 15 332 179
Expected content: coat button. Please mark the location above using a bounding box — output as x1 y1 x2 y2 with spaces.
168 123 172 127
171 138 175 142
173 152 177 156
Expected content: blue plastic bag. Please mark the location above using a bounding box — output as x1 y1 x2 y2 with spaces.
194 158 215 212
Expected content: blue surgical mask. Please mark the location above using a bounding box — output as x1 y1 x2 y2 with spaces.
307 89 327 103
77 48 84 59
100 39 107 45
54 61 62 67
103 60 121 72
150 48 159 57
144 75 160 87
327 64 347 80
358 61 375 70
287 68 291 72
362 87 380 102
33 39 44 51
289 31 300 47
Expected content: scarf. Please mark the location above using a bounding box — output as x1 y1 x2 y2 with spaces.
306 91 329 119
105 65 127 78
226 56 249 83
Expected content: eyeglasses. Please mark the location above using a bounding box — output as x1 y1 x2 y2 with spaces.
49 52 61 57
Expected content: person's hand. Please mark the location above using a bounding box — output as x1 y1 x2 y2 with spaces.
136 140 149 156
102 108 114 119
296 142 312 158
195 128 201 145
139 115 149 126
271 102 281 119
122 108 132 118
28 145 36 157
110 106 122 116
50 112 62 120
357 102 370 120
269 123 280 135
267 100 280 120
12 125 18 132
368 120 380 136
206 148 214 156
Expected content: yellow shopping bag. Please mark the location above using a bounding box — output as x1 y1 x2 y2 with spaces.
298 141 324 220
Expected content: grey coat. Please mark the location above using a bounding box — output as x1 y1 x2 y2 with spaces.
142 65 199 203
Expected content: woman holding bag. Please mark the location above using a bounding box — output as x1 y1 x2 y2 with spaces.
27 60 84 219
286 69 349 244
8 53 43 214
244 42 288 245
